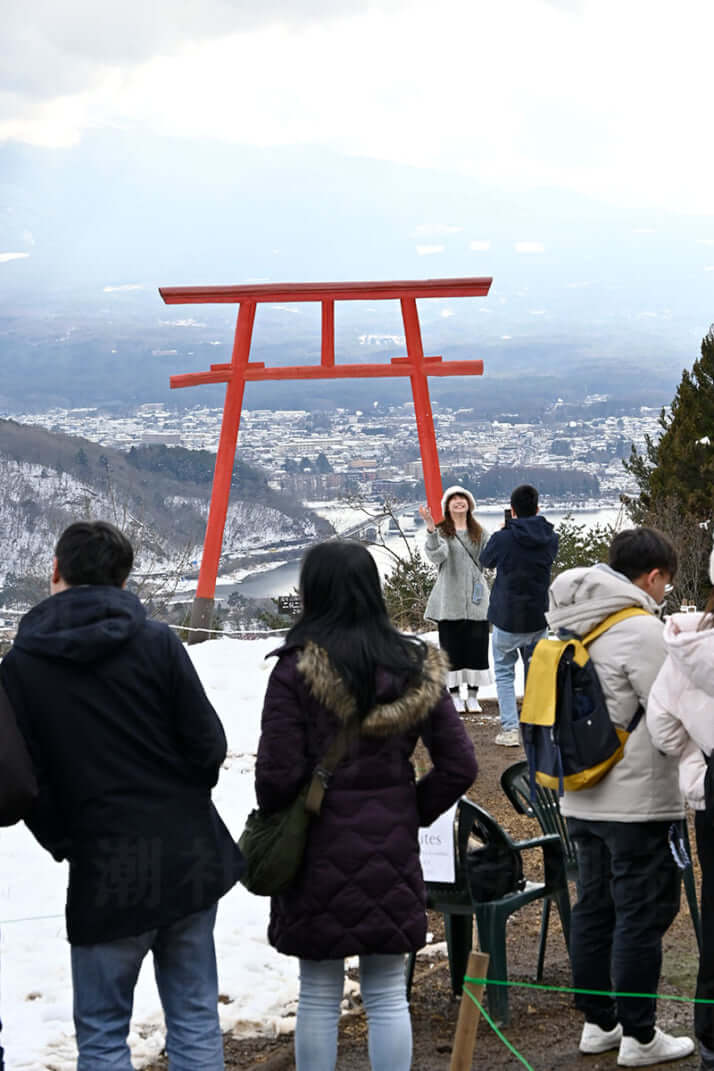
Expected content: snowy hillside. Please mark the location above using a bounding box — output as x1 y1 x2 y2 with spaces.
0 422 325 593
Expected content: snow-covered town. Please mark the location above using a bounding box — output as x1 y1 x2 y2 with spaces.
10 399 662 504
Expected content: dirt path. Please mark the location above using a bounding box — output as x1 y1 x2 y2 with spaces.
148 701 702 1070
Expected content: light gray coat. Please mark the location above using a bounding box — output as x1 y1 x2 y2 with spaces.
547 563 683 823
424 528 490 623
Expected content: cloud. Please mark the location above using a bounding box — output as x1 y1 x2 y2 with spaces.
0 252 30 263
470 240 491 251
3 0 714 218
416 244 445 255
0 1 408 99
514 242 545 254
103 283 144 292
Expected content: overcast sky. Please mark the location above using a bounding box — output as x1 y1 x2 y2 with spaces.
2 0 714 214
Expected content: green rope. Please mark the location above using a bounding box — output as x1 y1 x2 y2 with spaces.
462 984 534 1070
464 976 713 1005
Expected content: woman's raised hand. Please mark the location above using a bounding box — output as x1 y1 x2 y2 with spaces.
419 504 436 533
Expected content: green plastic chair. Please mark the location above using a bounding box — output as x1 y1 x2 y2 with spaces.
407 796 570 1026
501 759 702 955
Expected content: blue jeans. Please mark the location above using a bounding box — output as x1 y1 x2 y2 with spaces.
295 954 412 1071
491 625 545 730
71 904 223 1070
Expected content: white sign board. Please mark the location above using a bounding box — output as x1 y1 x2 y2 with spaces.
419 803 457 883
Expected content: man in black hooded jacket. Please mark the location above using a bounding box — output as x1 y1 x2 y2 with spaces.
0 521 243 1070
479 483 558 746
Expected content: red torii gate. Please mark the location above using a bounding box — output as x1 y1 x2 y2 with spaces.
159 277 492 637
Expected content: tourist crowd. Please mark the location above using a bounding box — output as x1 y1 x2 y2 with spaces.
0 499 713 1070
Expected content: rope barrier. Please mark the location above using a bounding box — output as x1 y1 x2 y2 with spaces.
462 975 709 1069
462 986 534 1070
464 976 714 1005
167 623 289 637
0 914 64 925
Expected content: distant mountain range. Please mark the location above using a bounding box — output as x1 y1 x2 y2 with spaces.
1 130 709 413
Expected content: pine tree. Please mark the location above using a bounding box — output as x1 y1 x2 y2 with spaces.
622 327 714 606
648 330 714 517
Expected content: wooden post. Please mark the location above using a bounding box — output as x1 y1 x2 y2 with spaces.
188 301 255 643
449 950 490 1071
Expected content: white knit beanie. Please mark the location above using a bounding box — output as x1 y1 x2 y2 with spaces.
441 485 477 515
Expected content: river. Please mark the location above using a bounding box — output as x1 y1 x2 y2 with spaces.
215 503 625 601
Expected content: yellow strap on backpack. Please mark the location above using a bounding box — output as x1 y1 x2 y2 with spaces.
520 607 649 728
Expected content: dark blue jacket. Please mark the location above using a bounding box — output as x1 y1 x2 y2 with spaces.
479 515 558 633
0 586 243 945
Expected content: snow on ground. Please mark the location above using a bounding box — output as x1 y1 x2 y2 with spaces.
1 632 523 1069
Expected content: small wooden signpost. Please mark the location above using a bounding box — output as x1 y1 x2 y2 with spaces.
450 949 490 1071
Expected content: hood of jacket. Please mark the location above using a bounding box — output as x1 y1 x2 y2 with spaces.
297 641 447 737
662 612 714 699
509 514 557 549
13 586 147 664
547 563 659 636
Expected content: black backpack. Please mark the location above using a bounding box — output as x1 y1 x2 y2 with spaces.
519 608 648 796
465 816 525 902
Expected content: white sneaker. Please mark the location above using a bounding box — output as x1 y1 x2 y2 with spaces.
580 1022 623 1054
617 1027 695 1067
450 693 466 714
494 729 520 747
466 690 482 713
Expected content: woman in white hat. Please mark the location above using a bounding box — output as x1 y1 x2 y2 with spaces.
419 486 491 712
647 545 714 1071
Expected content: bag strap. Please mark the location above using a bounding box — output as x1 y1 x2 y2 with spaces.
582 608 648 734
450 530 484 577
582 607 649 647
304 721 356 817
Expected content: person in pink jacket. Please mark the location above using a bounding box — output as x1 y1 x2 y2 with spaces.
648 546 714 1071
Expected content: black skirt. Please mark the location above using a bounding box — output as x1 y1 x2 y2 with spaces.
437 619 490 672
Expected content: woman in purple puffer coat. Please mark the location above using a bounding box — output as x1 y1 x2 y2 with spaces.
255 540 477 1071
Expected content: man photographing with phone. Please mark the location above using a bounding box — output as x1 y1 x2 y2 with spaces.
479 484 558 746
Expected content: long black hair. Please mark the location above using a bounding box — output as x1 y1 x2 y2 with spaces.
286 540 427 718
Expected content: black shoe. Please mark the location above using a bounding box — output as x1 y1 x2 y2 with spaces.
701 1042 714 1070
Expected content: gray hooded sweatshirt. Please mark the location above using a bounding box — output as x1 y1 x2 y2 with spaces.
547 563 683 823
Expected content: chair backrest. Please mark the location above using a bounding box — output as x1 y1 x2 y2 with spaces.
425 797 516 906
500 760 577 872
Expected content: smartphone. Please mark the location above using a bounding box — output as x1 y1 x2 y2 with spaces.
504 508 512 528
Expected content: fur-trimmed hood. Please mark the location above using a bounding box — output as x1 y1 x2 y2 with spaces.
296 641 448 737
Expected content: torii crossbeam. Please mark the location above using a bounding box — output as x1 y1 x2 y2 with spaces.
159 277 492 638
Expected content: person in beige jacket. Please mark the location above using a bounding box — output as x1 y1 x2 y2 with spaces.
647 547 714 1071
546 527 694 1067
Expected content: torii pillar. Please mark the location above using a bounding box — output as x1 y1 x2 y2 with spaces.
159 278 492 640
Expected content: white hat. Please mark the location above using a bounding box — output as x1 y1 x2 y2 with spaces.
710 546 714 586
441 485 477 515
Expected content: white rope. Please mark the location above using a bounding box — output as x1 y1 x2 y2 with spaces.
167 623 290 637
